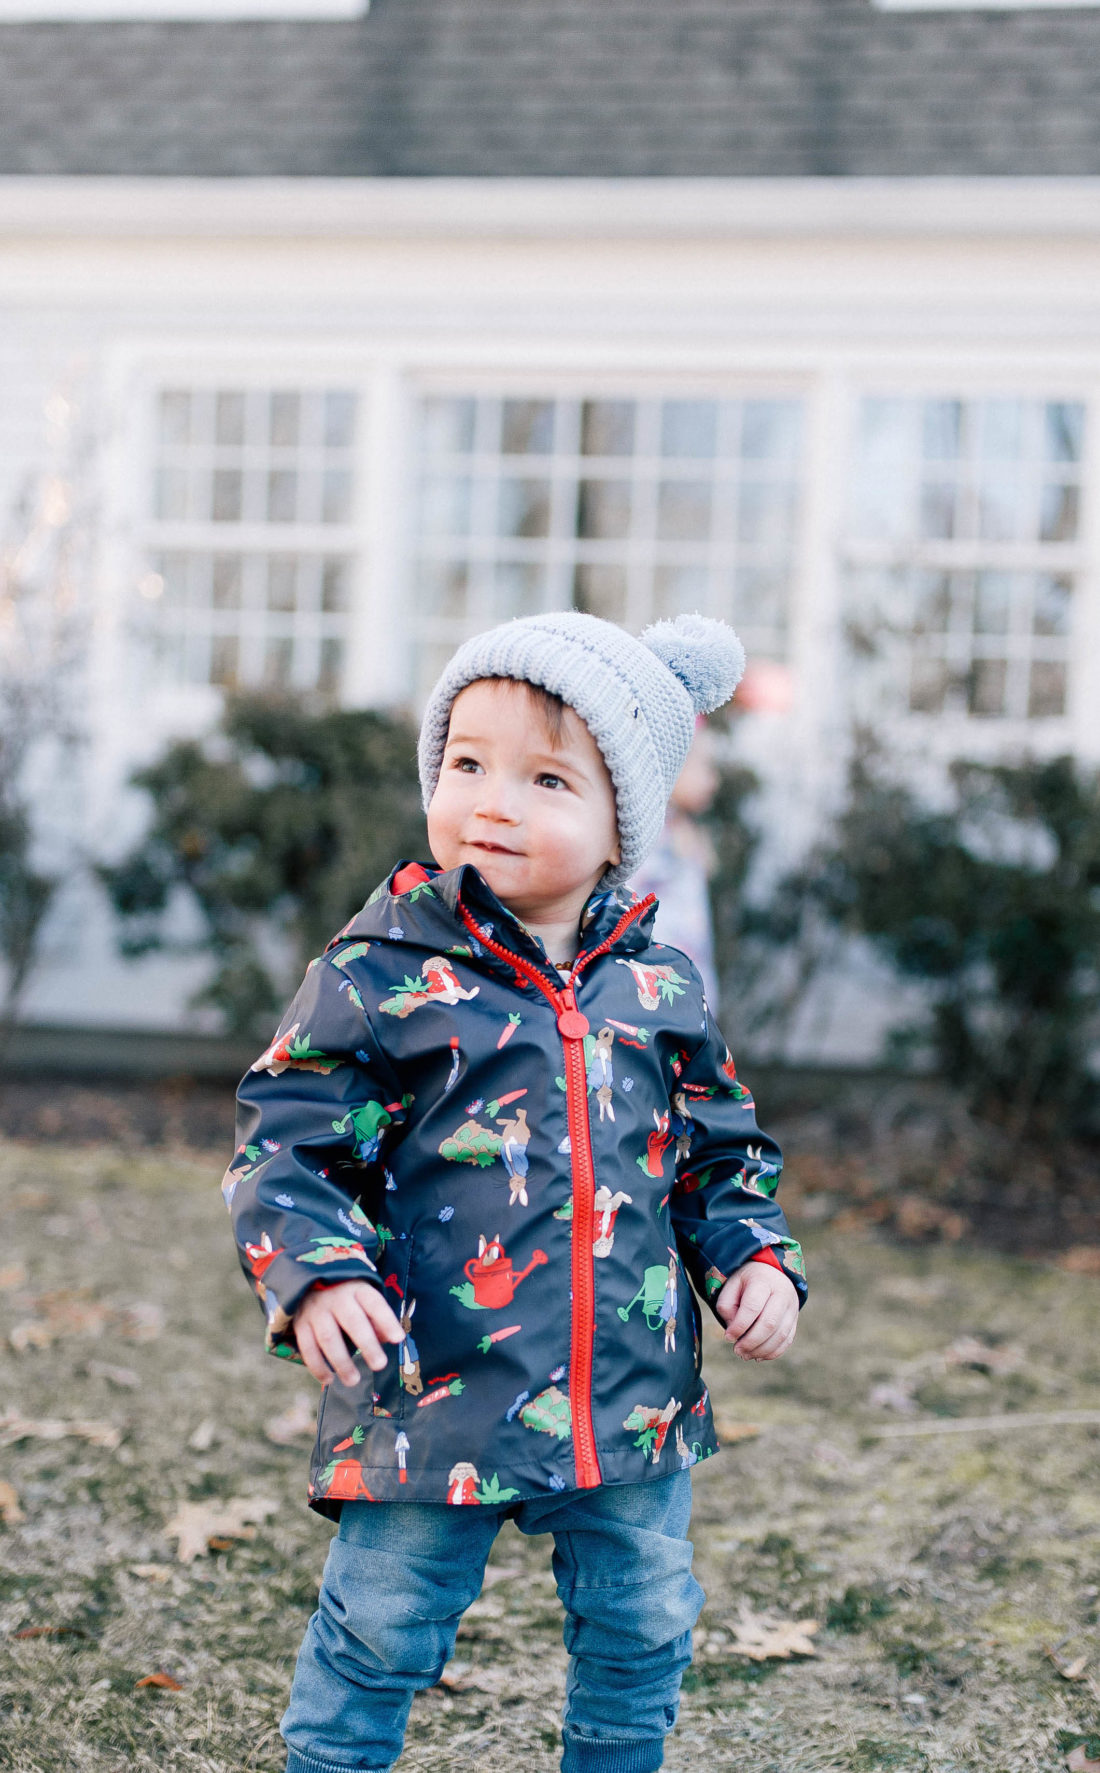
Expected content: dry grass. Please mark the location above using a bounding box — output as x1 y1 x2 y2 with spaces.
1 1138 1098 1773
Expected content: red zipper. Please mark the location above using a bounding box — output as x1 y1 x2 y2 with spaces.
458 895 655 1489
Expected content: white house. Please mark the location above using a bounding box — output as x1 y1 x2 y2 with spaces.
2 0 1099 1055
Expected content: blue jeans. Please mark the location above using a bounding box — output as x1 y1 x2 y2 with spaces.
282 1472 703 1773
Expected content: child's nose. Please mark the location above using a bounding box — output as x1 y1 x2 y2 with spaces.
473 775 521 822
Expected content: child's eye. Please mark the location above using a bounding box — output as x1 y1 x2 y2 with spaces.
536 772 566 790
453 756 482 774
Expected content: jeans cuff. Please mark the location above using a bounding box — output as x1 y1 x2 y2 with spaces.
560 1732 665 1773
285 1750 390 1773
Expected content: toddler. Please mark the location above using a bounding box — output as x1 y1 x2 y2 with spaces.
224 610 806 1773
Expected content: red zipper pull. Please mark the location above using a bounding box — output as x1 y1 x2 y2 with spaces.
556 985 589 1041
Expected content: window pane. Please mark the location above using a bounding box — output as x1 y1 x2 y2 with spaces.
215 391 245 447
322 468 353 525
210 634 240 690
742 399 802 463
417 559 468 620
1028 661 1066 718
978 399 1026 461
654 563 709 619
264 636 294 688
212 555 242 610
918 481 958 541
499 477 551 540
319 637 344 696
581 400 635 458
733 565 788 631
922 400 964 461
1033 573 1071 638
913 571 953 635
969 657 1007 718
422 397 476 456
267 470 298 524
158 553 189 608
857 398 913 462
973 572 1012 635
1039 482 1079 543
977 475 1026 542
267 558 297 612
737 480 796 547
323 390 357 449
501 399 555 456
270 392 300 448
909 655 949 715
159 390 191 447
421 476 472 537
493 562 547 619
660 401 717 460
657 480 711 542
155 466 190 521
573 564 627 624
578 479 632 540
1044 402 1084 464
212 469 243 523
321 559 349 614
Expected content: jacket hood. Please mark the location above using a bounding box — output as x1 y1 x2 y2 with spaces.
326 860 658 974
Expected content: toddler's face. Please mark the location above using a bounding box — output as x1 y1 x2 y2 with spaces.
427 678 621 933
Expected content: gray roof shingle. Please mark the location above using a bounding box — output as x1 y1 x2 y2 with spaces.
1 0 1099 177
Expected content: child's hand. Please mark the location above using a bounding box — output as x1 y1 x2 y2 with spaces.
715 1263 799 1361
293 1280 403 1387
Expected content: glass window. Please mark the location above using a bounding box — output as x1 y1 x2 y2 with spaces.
845 396 1084 722
145 384 357 699
409 389 806 700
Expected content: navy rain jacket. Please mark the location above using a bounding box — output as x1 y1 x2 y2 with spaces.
225 861 806 1516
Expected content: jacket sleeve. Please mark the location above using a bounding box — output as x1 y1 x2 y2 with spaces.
221 945 409 1362
667 994 807 1316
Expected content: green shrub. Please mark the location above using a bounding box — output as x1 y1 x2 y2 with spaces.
100 695 427 1036
808 749 1100 1132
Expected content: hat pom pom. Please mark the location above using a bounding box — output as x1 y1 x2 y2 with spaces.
641 612 746 714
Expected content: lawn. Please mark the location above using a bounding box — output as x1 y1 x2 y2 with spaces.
1 1136 1098 1773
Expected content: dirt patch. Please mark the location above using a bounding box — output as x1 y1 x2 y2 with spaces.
0 1140 1097 1772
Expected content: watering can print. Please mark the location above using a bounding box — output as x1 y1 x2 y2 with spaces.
464 1242 548 1309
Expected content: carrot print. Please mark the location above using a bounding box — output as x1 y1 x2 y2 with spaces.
497 1014 522 1049
477 1324 522 1352
417 1377 466 1407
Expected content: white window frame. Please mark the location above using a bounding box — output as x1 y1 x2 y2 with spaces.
835 369 1100 767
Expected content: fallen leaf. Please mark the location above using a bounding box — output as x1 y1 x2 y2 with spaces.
728 1606 820 1661
1044 1643 1089 1680
84 1361 140 1389
164 1495 278 1564
120 1303 164 1342
187 1419 218 1452
134 1671 183 1690
944 1336 1023 1376
0 1480 25 1525
11 1624 87 1639
712 1417 761 1443
0 1263 27 1290
1059 1246 1100 1278
868 1381 920 1415
0 1411 121 1450
9 1322 55 1354
129 1565 173 1583
265 1395 316 1445
1066 1747 1100 1773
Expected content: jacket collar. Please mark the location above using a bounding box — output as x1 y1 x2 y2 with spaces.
328 859 657 972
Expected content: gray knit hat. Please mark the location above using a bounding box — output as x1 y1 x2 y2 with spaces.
418 610 745 887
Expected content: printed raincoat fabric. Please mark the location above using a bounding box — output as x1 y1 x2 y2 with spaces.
225 861 806 1518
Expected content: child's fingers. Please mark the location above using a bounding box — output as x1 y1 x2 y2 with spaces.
308 1311 361 1388
356 1287 404 1344
730 1294 799 1360
295 1317 338 1387
331 1295 392 1374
